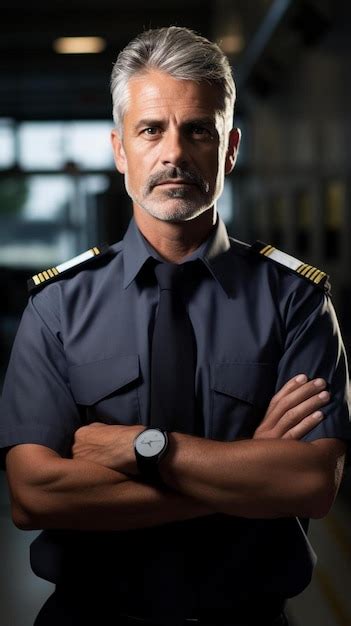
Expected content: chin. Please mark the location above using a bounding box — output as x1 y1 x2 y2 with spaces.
142 201 212 223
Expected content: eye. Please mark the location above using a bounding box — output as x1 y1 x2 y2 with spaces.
142 127 161 137
192 126 207 134
188 124 214 140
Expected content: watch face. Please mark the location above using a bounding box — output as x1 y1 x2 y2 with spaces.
135 429 166 458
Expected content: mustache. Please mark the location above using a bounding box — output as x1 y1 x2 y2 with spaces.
146 167 209 194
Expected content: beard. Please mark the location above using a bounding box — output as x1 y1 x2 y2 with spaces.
125 166 215 223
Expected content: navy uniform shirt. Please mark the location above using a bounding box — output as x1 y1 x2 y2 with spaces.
0 217 350 614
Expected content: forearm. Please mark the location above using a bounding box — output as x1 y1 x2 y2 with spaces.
159 433 338 519
6 445 212 531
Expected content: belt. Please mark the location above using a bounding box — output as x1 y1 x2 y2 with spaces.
121 611 288 626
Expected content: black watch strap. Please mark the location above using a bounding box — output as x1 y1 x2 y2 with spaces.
136 455 162 483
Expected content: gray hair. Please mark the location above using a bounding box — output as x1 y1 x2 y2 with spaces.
110 26 236 134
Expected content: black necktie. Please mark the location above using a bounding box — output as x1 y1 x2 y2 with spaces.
150 262 196 434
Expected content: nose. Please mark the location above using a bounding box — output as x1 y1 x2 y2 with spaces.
160 127 188 168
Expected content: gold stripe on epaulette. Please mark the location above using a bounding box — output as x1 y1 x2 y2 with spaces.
300 265 312 276
297 265 326 284
260 244 275 256
32 268 59 285
309 268 320 281
314 271 326 284
305 266 317 278
313 269 326 283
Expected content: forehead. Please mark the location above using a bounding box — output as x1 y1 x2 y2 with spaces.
124 70 223 122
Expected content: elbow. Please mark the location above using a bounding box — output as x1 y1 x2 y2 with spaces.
305 473 336 519
307 438 346 519
12 512 39 531
309 497 336 520
11 500 41 530
6 445 63 530
9 483 50 530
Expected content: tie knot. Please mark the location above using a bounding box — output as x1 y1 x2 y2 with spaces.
154 262 183 290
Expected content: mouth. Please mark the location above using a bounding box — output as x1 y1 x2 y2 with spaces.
155 180 196 187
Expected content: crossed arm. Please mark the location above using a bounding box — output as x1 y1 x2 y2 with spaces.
6 375 346 531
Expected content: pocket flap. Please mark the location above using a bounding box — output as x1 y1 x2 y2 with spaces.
212 362 276 406
68 354 140 405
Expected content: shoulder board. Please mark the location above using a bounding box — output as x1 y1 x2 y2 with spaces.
27 243 110 293
251 241 331 293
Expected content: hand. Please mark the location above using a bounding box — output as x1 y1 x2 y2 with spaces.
72 422 145 474
253 374 330 440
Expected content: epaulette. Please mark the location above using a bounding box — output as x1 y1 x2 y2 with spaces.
252 241 330 292
27 243 110 293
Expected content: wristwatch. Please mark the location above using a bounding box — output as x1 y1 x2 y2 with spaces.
134 428 169 482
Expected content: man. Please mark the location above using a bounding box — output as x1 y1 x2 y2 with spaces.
1 26 350 626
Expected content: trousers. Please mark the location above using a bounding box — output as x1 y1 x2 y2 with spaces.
34 590 290 626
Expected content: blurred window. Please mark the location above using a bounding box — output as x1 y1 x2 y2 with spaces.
19 122 65 170
18 121 114 171
0 118 115 269
0 174 109 269
65 122 115 170
0 119 16 168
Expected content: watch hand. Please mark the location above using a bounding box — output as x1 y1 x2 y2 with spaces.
141 439 161 445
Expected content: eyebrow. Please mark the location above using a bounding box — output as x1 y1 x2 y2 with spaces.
134 116 217 131
184 117 217 128
134 119 163 131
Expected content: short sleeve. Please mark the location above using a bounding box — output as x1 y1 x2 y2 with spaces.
0 288 82 468
276 283 351 444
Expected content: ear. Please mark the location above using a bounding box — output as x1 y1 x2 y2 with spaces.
225 127 241 175
111 129 127 174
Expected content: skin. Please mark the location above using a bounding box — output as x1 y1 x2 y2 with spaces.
6 70 346 530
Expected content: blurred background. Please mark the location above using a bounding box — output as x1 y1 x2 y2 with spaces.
0 0 351 624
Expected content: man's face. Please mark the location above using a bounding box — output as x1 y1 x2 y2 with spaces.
112 70 239 223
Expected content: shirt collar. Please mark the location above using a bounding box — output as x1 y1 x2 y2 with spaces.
122 219 153 288
200 217 234 295
122 216 232 294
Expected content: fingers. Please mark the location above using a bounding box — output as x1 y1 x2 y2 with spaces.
267 374 309 412
282 411 324 440
254 374 331 441
272 390 329 438
264 376 329 429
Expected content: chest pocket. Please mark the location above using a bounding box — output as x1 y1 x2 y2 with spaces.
68 354 141 425
210 362 276 441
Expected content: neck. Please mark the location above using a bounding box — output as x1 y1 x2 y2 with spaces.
133 206 217 263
